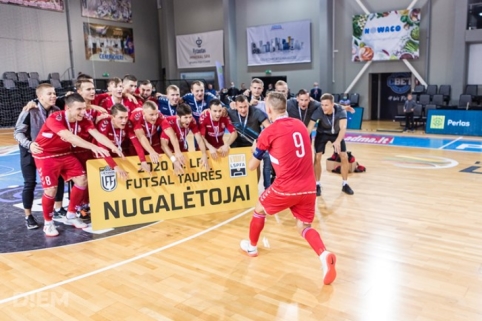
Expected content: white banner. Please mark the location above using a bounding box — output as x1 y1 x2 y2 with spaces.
247 20 311 66
352 9 421 61
176 30 224 69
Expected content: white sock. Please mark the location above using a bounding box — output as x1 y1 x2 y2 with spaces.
45 220 53 226
316 181 321 186
66 212 77 219
342 180 347 186
54 207 61 211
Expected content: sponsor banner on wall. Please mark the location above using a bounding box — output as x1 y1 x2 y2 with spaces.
0 0 63 11
247 20 311 66
352 9 420 62
176 30 224 69
83 22 134 63
380 72 412 120
86 148 258 230
426 110 482 136
81 0 132 23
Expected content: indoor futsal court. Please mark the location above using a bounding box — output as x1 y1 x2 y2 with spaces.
1 123 482 320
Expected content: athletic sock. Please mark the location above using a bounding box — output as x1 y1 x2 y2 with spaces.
68 184 86 213
302 227 326 256
42 194 56 221
249 211 266 246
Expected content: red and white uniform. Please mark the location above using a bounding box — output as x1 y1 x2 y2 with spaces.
130 109 171 153
95 119 146 168
256 117 317 223
199 111 235 149
100 96 141 114
33 110 93 188
161 116 199 152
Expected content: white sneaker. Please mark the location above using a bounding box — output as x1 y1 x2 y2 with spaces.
240 239 258 257
64 217 87 229
320 251 337 285
43 222 59 237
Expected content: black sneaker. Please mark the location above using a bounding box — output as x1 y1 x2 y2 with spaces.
53 207 67 222
316 185 322 196
342 184 354 195
77 204 91 221
26 215 39 230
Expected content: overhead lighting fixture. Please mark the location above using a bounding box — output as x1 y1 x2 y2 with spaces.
479 12 482 16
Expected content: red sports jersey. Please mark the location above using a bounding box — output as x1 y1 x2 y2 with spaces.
93 93 109 106
95 119 146 167
100 96 139 114
130 110 171 150
161 116 199 152
199 112 235 149
257 117 316 194
83 107 99 124
34 110 95 159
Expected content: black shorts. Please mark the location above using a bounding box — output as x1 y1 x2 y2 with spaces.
314 133 346 154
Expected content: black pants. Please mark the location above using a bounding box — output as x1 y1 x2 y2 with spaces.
20 147 64 209
405 112 414 130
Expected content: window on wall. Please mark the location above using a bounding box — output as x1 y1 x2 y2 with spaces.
468 1 482 29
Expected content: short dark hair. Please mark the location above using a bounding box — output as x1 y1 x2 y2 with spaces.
235 95 248 103
65 93 85 107
123 74 137 82
208 99 222 108
77 73 93 81
177 103 192 116
321 93 334 102
297 89 309 96
111 103 128 115
75 79 94 90
139 80 152 86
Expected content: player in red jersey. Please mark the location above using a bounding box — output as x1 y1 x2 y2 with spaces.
198 99 237 160
137 80 158 103
130 100 186 166
95 103 151 176
122 74 143 109
160 103 209 171
33 93 122 237
100 77 139 114
239 92 337 285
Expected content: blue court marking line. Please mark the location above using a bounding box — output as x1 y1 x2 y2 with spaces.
343 132 482 153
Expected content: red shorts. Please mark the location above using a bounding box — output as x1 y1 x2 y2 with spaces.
34 154 86 188
259 186 316 223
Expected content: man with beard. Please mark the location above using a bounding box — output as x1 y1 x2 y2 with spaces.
137 80 158 104
287 89 320 127
160 103 209 171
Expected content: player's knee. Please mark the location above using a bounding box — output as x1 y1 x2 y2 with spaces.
44 187 57 197
314 153 323 163
72 175 88 187
296 220 312 235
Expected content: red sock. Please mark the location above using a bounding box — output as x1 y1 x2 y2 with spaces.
82 188 90 205
249 211 266 246
302 227 326 256
42 194 56 221
68 184 86 213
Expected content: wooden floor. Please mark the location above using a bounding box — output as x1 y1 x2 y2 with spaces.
1 122 482 320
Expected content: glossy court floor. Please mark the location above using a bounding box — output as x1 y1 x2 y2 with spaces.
0 121 482 321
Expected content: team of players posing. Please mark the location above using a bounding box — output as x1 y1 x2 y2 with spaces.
16 75 354 285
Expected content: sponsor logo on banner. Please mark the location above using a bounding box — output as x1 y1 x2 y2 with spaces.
387 73 411 94
176 30 224 68
345 134 394 145
86 148 257 230
229 154 247 178
430 115 445 129
100 166 117 192
447 119 470 127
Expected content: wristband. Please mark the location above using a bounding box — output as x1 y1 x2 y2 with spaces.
170 155 177 163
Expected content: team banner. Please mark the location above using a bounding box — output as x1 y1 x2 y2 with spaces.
81 0 132 23
352 9 420 62
83 22 134 63
176 30 224 69
247 20 311 66
86 148 257 230
0 0 64 11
